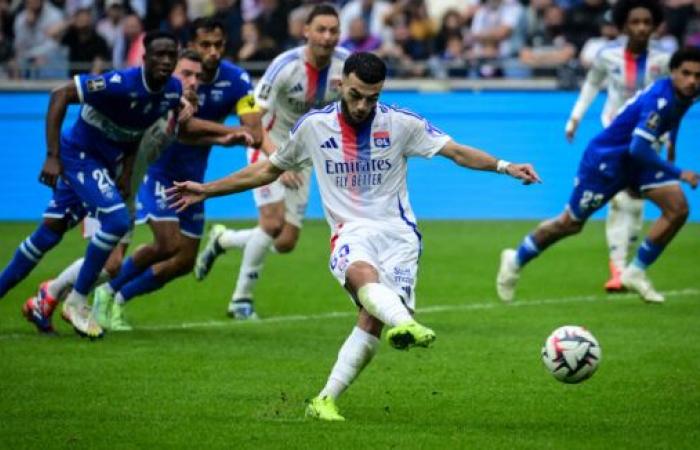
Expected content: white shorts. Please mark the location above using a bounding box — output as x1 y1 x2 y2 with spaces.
329 223 421 310
82 216 132 245
247 148 311 228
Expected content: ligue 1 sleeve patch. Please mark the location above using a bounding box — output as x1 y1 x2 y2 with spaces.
645 112 660 131
87 77 106 92
258 84 272 100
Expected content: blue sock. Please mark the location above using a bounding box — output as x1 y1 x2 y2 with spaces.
515 234 541 268
0 224 62 298
632 238 666 270
118 267 163 303
108 257 146 292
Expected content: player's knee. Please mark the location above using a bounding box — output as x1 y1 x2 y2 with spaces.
557 217 583 236
42 217 69 235
666 201 689 226
100 208 131 238
274 237 297 254
260 219 284 238
154 240 179 259
177 252 196 275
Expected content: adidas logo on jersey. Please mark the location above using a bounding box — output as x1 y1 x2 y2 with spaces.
290 83 303 93
320 137 339 149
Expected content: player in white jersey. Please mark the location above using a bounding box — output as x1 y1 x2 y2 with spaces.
194 3 350 320
168 52 540 421
565 0 670 292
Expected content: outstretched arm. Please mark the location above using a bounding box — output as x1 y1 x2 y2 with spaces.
178 117 254 147
167 160 284 212
438 140 541 184
42 81 80 187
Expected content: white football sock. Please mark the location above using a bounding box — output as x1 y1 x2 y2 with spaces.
319 326 380 400
48 258 110 301
218 228 255 250
48 258 84 299
232 227 273 300
357 282 413 327
606 192 644 271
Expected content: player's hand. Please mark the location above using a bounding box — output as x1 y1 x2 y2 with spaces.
506 163 542 185
39 155 62 188
215 129 255 147
167 181 207 212
279 171 304 189
178 97 196 123
680 170 699 189
565 118 578 142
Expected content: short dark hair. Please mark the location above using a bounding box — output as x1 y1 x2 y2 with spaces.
670 47 700 70
178 48 202 64
190 17 226 38
306 3 339 25
343 52 386 84
612 0 664 30
144 30 178 50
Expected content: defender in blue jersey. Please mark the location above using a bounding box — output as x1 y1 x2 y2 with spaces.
91 18 263 329
498 48 700 304
0 31 182 338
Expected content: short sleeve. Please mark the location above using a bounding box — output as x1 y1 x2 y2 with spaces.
268 119 312 171
633 93 668 142
254 56 292 110
399 110 452 158
74 71 122 107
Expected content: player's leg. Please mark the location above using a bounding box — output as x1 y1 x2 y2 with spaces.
620 183 689 303
604 190 644 291
271 168 310 254
226 201 285 319
0 217 66 300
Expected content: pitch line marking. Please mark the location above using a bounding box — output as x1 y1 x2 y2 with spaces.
0 289 697 340
139 288 699 332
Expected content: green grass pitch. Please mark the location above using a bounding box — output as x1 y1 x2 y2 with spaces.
1 220 699 449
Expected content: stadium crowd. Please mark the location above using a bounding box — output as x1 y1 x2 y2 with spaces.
0 0 699 81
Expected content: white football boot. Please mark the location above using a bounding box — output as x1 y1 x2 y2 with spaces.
620 265 664 303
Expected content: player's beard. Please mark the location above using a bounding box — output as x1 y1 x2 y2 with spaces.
340 98 370 126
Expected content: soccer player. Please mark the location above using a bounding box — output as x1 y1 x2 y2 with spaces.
193 3 349 320
88 17 263 330
499 48 700 304
168 52 540 420
0 31 183 338
565 0 671 291
21 49 252 334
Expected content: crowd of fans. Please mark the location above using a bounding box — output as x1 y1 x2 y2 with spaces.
0 0 699 82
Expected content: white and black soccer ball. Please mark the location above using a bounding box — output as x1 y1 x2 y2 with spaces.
542 325 601 384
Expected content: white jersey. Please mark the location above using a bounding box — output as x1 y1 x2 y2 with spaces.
269 102 451 234
254 46 349 147
571 39 671 126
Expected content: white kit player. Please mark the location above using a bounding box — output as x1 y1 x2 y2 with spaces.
168 52 540 421
565 0 670 291
193 3 350 319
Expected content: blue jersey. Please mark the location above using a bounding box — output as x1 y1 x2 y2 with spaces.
62 67 182 167
149 61 257 182
585 77 694 174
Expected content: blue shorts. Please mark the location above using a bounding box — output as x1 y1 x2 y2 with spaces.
567 153 679 222
135 172 205 239
43 149 126 226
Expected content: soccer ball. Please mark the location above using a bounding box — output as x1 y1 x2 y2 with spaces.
541 325 601 384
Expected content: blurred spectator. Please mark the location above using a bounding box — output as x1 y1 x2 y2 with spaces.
519 4 576 76
0 0 14 41
112 13 143 69
430 33 469 78
188 0 215 20
144 0 173 31
433 8 464 55
652 21 679 53
161 1 190 46
0 0 15 78
564 0 608 52
578 12 619 68
61 7 110 76
13 0 66 78
378 14 426 77
340 0 393 43
241 0 261 21
212 0 244 59
283 4 309 50
237 20 277 63
340 15 381 52
390 0 434 60
97 0 125 50
663 0 696 45
681 0 700 46
468 0 524 77
256 0 289 52
63 0 96 18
